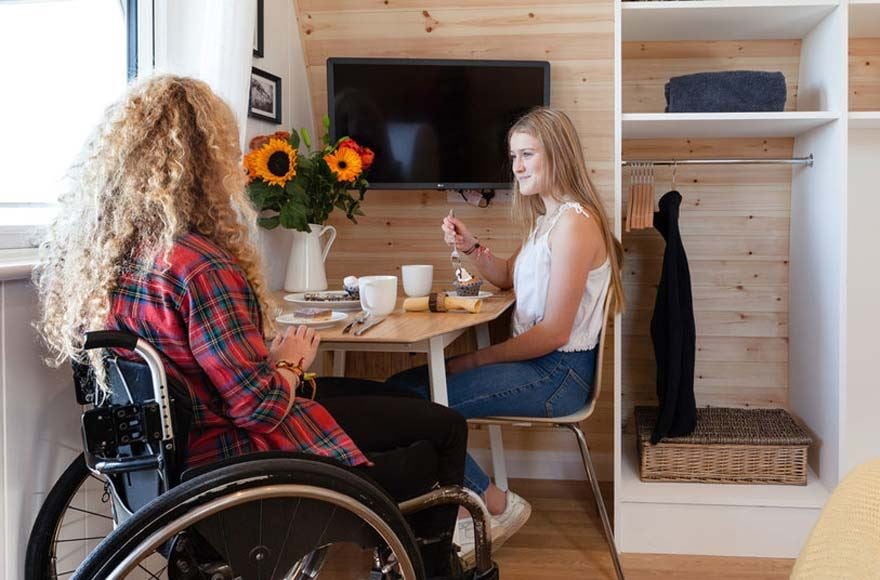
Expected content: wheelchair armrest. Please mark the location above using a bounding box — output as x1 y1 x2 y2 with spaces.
84 330 141 351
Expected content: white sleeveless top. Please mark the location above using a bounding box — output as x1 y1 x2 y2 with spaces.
511 201 612 352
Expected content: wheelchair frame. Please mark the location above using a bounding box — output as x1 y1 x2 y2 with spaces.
27 330 498 580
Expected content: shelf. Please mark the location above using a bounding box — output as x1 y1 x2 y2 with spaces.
850 1 880 38
849 111 880 128
622 1 838 41
619 433 830 509
622 111 839 138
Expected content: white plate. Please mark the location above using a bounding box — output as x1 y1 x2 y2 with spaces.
284 291 361 311
276 311 348 328
448 290 494 299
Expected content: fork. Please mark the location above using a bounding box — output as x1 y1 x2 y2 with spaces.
342 311 369 334
448 209 462 280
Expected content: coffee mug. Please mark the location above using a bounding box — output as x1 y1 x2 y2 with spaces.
359 275 398 316
401 264 434 297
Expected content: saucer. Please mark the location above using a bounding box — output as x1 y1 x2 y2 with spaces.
447 290 493 299
276 311 348 328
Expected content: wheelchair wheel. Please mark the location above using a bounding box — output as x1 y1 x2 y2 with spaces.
25 453 112 579
73 457 425 580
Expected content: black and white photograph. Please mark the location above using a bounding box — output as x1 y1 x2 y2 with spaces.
252 0 264 57
248 67 281 124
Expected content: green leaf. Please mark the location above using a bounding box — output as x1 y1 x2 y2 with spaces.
257 215 281 230
288 131 300 149
300 128 312 149
280 199 309 231
247 180 277 210
322 115 330 129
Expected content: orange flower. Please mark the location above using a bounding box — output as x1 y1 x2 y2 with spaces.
338 138 374 171
243 149 261 181
359 146 375 170
324 147 363 182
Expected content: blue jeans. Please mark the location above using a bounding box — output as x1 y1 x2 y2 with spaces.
384 348 597 494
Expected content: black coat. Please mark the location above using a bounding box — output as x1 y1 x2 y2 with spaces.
650 191 697 443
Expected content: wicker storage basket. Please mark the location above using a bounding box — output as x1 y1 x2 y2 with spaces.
635 406 812 485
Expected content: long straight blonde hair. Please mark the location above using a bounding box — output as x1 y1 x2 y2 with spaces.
508 107 624 313
35 75 273 368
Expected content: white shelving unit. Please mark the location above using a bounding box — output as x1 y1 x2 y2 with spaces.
615 0 850 559
623 111 839 138
849 110 880 127
844 1 880 477
622 0 838 41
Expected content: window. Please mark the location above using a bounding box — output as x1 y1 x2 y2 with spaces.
0 0 131 248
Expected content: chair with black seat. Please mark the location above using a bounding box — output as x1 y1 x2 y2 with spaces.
27 330 499 580
468 291 625 580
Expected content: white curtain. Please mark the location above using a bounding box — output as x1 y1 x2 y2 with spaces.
155 1 256 148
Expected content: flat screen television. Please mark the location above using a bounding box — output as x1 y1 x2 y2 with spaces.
327 58 550 190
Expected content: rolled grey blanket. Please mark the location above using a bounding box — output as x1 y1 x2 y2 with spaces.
664 70 787 113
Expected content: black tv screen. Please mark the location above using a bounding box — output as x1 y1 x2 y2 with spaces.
328 58 550 189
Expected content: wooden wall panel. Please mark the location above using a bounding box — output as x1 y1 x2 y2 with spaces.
849 38 880 111
294 1 616 472
623 40 801 113
620 138 792 431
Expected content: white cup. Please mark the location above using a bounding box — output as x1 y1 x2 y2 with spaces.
401 265 434 297
359 275 398 317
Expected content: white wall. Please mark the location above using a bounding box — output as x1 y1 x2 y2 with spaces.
250 0 316 291
1 278 81 579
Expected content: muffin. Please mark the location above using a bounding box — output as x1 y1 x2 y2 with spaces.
453 277 483 296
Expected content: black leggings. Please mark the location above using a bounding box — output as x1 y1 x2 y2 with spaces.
316 378 467 576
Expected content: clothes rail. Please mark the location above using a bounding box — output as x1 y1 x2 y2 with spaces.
622 154 813 167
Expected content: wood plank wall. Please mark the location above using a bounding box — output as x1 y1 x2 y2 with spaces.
623 40 801 112
850 38 880 111
294 0 617 476
622 39 795 432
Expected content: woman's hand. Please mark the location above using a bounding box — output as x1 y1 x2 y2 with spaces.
441 215 478 252
446 351 481 376
269 325 320 370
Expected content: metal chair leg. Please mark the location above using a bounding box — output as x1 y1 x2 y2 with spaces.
566 424 626 580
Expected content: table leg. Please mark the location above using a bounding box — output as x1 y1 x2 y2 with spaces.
475 323 491 349
427 335 449 406
331 350 346 377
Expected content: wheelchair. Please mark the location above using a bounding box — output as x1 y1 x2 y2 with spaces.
26 331 499 579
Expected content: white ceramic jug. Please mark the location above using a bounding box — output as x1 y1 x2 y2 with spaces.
283 223 337 292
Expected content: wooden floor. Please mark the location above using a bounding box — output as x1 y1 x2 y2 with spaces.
493 479 795 580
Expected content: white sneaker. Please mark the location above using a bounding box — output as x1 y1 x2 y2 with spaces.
488 490 532 551
452 515 476 567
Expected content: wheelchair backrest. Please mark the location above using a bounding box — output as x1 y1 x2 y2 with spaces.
75 331 193 518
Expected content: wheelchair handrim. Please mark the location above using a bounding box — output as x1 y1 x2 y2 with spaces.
105 483 417 579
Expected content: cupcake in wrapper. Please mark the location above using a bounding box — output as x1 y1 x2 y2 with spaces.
343 275 360 300
454 277 483 296
453 267 482 296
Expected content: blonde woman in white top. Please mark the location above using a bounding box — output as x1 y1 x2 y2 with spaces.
385 108 624 556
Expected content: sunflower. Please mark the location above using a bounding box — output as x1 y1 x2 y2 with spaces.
324 146 363 182
252 138 297 187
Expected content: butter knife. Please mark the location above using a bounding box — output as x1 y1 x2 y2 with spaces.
353 316 386 336
342 311 369 334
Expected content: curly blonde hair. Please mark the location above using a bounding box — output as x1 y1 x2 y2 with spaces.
35 75 273 368
508 107 625 314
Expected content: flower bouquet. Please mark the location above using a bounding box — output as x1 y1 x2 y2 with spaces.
244 116 373 232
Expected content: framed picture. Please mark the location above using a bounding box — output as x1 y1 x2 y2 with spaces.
248 67 281 124
253 0 264 57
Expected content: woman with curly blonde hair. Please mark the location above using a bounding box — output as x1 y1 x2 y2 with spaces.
35 75 469 578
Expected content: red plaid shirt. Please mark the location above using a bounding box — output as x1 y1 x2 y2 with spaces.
109 232 368 469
